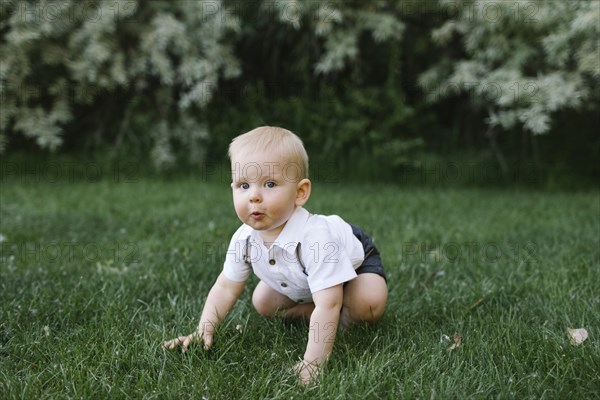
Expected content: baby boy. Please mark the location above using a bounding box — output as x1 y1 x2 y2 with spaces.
164 126 388 384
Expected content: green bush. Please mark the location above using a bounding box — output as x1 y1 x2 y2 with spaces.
1 1 598 184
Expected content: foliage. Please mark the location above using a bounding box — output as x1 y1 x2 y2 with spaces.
205 79 422 181
1 0 240 167
419 0 600 135
267 0 404 74
0 0 598 180
206 1 419 178
0 0 408 168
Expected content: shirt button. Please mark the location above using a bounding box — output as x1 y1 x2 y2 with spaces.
280 282 287 288
269 259 276 265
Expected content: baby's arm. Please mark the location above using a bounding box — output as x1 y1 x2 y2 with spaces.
164 272 245 352
295 284 343 383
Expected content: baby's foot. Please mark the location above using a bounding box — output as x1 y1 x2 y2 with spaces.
338 306 353 331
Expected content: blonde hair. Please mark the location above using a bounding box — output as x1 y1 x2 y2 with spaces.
228 126 309 180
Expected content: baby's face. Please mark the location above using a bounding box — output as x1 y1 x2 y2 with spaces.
230 152 304 242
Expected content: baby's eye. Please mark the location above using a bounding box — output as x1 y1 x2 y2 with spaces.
240 182 250 190
265 181 276 188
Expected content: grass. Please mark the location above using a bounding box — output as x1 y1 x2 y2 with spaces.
1 178 598 399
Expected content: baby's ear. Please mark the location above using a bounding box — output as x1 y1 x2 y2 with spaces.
295 179 311 206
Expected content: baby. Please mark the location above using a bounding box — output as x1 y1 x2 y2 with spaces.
164 126 388 384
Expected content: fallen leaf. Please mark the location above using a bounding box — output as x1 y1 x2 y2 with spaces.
448 332 462 350
568 328 588 346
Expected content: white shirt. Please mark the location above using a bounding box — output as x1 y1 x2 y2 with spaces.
222 206 364 303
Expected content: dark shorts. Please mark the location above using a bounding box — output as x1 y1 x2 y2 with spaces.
349 224 387 282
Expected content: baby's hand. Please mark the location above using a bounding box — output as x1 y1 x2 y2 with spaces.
293 359 321 385
163 330 213 352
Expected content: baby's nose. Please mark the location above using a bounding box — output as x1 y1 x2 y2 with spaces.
249 188 262 202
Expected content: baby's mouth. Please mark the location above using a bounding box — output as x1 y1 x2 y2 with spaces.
251 212 264 219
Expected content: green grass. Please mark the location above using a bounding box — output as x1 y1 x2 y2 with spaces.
1 179 599 399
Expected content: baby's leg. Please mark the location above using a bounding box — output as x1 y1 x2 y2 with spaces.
340 273 387 329
252 281 315 320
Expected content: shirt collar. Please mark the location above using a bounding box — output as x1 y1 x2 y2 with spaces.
249 206 310 253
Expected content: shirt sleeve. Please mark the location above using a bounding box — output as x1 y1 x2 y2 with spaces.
300 226 357 293
222 225 253 282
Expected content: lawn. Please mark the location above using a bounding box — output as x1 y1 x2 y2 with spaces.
1 178 598 399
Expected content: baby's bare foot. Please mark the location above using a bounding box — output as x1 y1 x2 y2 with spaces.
339 306 353 331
